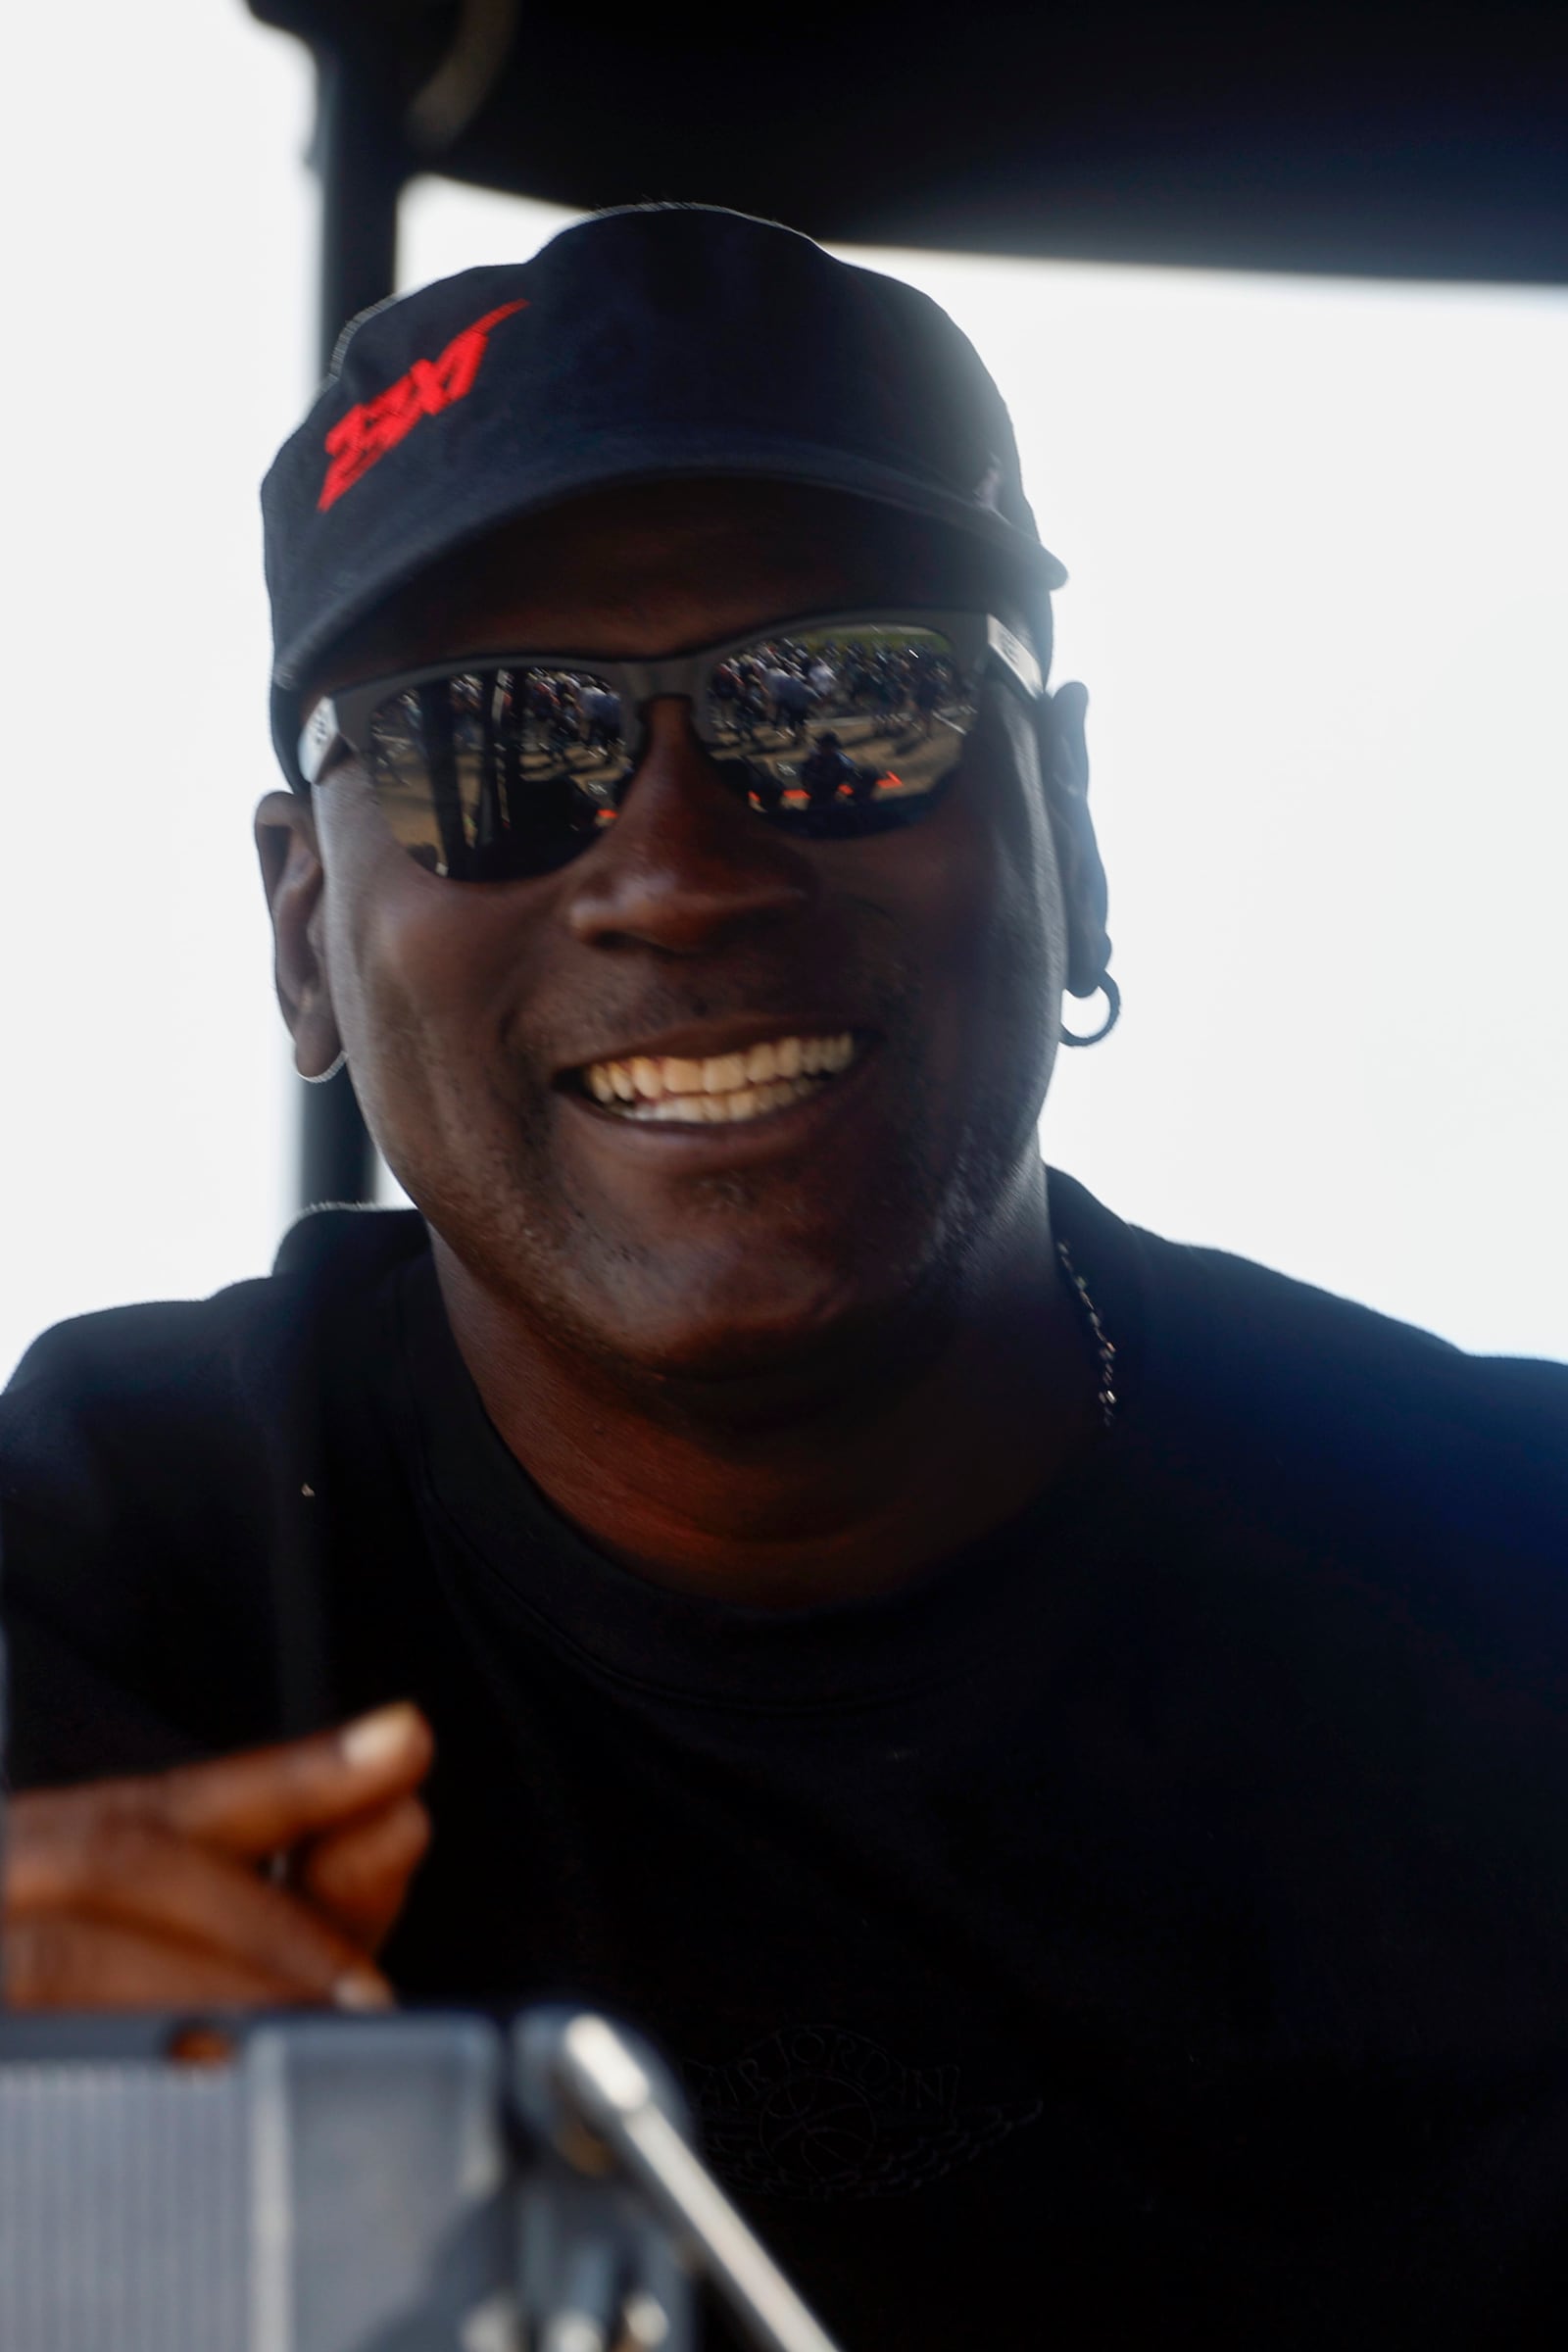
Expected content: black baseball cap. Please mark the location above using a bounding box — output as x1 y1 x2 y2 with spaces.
262 203 1067 790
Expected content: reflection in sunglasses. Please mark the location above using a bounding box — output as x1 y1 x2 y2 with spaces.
365 622 979 876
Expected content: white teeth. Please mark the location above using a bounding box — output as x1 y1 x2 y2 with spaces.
580 1032 859 1122
728 1077 817 1121
646 1087 814 1124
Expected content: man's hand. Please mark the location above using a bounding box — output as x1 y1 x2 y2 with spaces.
3 1702 434 2011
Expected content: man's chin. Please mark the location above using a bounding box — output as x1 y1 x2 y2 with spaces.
566 1251 957 1413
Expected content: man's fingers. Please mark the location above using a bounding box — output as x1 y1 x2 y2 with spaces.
138 1703 434 1860
5 1804 393 2008
4 1915 319 2013
296 1794 432 1951
0 1707 433 2015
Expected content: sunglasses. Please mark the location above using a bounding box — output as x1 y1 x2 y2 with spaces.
297 609 1044 883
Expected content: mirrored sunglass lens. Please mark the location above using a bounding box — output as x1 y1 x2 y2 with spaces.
368 666 634 878
703 624 973 834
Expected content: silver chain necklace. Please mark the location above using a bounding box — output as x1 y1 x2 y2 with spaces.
1055 1240 1118 1430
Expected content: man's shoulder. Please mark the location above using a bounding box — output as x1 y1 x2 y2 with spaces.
1141 1215 1567 1404
0 1209 429 1779
0 1207 430 1513
1125 1208 1568 1541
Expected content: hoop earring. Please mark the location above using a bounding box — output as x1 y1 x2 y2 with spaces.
1059 973 1120 1049
302 1051 347 1086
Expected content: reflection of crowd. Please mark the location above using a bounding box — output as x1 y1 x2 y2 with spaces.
710 637 958 744
419 640 964 847
424 673 606 768
514 671 624 760
380 637 966 870
452 639 959 773
800 732 873 810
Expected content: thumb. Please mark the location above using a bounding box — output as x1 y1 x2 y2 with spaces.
147 1703 434 1861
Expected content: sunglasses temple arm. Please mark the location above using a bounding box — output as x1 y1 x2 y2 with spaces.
297 696 347 791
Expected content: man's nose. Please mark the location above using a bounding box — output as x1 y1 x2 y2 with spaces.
563 699 816 954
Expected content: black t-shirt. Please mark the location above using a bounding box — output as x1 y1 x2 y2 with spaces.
3 1170 1568 2348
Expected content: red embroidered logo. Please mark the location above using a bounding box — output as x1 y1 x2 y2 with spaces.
318 299 528 513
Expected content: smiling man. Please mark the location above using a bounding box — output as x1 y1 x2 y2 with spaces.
3 206 1568 2348
270 465 1106 1614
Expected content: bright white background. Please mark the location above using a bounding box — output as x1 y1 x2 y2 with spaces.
3 0 1565 1384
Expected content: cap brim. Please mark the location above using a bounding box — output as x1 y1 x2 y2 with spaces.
270 428 1066 788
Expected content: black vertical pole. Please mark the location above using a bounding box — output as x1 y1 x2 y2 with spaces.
297 48 405 1210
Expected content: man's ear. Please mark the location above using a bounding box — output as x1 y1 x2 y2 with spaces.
255 791 343 1080
1039 681 1112 999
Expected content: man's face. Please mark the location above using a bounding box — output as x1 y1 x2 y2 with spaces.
266 480 1102 1386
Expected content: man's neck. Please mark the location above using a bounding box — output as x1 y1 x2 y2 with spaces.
431 1167 1099 1608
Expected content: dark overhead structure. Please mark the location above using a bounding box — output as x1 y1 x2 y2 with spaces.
250 0 1568 1205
